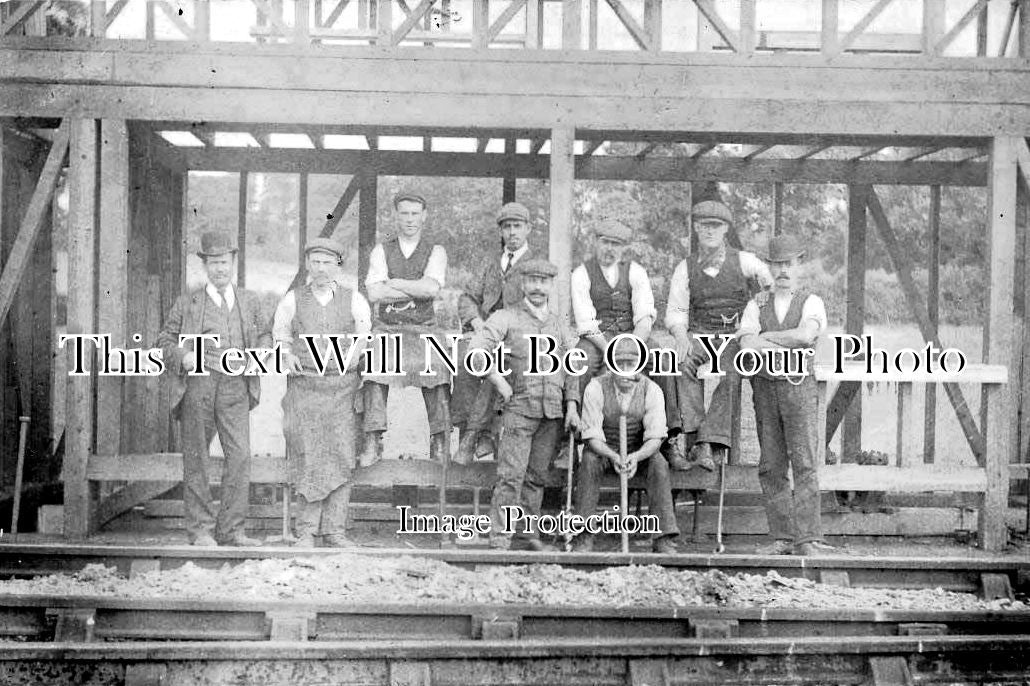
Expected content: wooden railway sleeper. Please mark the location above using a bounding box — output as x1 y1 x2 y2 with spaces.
628 658 673 686
980 572 1014 600
819 570 851 587
471 614 521 640
264 610 316 641
45 607 96 642
867 656 913 686
389 660 433 686
688 618 738 639
124 663 167 686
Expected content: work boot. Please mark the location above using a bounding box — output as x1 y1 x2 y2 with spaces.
663 435 694 471
454 431 477 465
357 431 384 467
293 533 317 548
795 540 837 557
224 532 263 547
652 535 678 555
688 441 717 472
429 431 451 462
323 533 357 547
191 533 218 547
755 539 793 555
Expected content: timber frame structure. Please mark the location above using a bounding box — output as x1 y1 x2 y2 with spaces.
0 0 1029 550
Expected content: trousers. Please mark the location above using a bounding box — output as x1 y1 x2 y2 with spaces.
575 448 679 538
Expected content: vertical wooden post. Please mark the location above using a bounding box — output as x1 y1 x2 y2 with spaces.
90 0 106 37
821 0 838 56
896 383 916 467
377 0 392 45
295 0 311 43
1020 0 1030 57
588 0 598 50
739 0 756 55
472 0 489 48
358 170 378 288
924 185 941 463
503 137 517 203
96 120 129 456
237 171 248 289
65 119 98 539
298 172 309 263
980 136 1018 552
843 185 867 461
562 0 582 50
643 0 662 51
975 0 988 57
525 0 541 48
922 0 945 56
773 182 784 236
548 125 575 316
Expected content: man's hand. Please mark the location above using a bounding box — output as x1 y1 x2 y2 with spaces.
564 405 581 433
493 377 514 402
754 289 771 307
284 352 303 374
470 317 486 333
181 351 197 373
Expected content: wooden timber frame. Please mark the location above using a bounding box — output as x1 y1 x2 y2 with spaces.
1 0 1029 550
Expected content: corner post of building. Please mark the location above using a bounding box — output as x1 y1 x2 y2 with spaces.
981 136 1019 551
96 120 129 457
358 168 378 288
843 184 868 460
548 125 575 316
924 184 941 464
65 119 99 539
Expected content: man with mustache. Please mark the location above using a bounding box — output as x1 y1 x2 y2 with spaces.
361 191 451 464
453 202 535 465
157 231 272 547
469 258 581 551
738 235 834 556
273 237 371 547
665 200 773 471
570 338 679 553
569 220 685 470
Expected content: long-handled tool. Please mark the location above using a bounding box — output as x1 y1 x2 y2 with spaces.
619 415 629 554
713 449 727 554
11 416 30 535
562 434 577 552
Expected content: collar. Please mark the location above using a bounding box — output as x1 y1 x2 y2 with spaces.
503 244 529 264
696 243 727 271
205 282 235 308
521 297 550 321
305 274 339 294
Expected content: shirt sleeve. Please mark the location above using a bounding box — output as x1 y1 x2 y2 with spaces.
663 260 690 331
352 291 373 335
739 251 774 291
642 380 668 442
570 264 600 336
628 262 657 327
469 310 508 363
736 300 762 341
272 291 298 354
423 245 447 286
801 294 828 337
578 379 606 443
365 244 387 287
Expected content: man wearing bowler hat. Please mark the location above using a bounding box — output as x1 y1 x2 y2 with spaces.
453 201 536 464
469 258 581 551
273 237 371 547
362 191 452 464
665 200 773 471
738 234 833 556
157 231 272 547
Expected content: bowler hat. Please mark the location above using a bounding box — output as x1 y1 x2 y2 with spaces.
196 231 238 258
304 237 345 259
496 202 530 225
766 235 806 263
394 190 427 208
519 258 559 278
594 220 632 244
691 200 734 225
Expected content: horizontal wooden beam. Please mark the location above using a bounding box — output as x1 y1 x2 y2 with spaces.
175 147 988 185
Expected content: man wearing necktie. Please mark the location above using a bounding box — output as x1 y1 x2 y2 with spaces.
453 202 535 464
157 231 272 547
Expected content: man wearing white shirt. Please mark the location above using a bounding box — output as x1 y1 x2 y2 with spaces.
665 200 774 470
273 237 371 547
362 191 451 463
738 235 833 556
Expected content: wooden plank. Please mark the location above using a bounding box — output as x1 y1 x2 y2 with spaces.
391 0 434 46
154 1 197 40
525 0 540 49
65 119 98 540
842 185 866 460
237 171 248 288
0 122 67 327
251 0 292 38
376 0 392 45
975 0 988 57
358 169 377 289
298 172 308 262
895 382 917 467
323 173 361 237
548 125 575 316
484 0 526 45
821 0 838 56
1020 0 1030 58
643 0 661 51
588 0 598 50
503 136 516 203
194 0 210 41
816 380 829 465
865 189 987 463
562 0 582 50
604 0 650 51
295 0 311 43
980 136 1019 552
935 0 989 56
96 481 177 527
922 0 946 55
773 182 783 235
693 0 737 52
925 184 941 464
96 119 129 456
814 362 1006 385
0 1 43 36
739 0 756 56
838 0 894 54
89 1 107 38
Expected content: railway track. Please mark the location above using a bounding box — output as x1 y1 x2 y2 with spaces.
1 636 1028 685
2 543 1027 595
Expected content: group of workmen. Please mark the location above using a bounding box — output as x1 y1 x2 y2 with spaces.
158 190 833 556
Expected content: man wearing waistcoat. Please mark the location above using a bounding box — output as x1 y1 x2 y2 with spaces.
665 200 773 470
469 258 581 551
571 340 679 554
570 220 686 470
361 191 452 464
273 238 371 547
738 235 834 557
157 231 272 547
453 202 535 464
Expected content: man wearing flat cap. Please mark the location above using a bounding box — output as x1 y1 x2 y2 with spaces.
272 237 371 547
665 200 773 471
157 231 272 547
569 219 682 469
469 258 581 551
738 235 833 557
362 191 452 463
571 338 679 554
453 201 536 464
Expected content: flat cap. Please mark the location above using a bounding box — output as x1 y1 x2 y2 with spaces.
611 337 645 362
393 190 427 208
496 202 530 224
766 235 805 263
304 237 346 259
691 200 734 225
594 220 633 244
519 258 559 278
